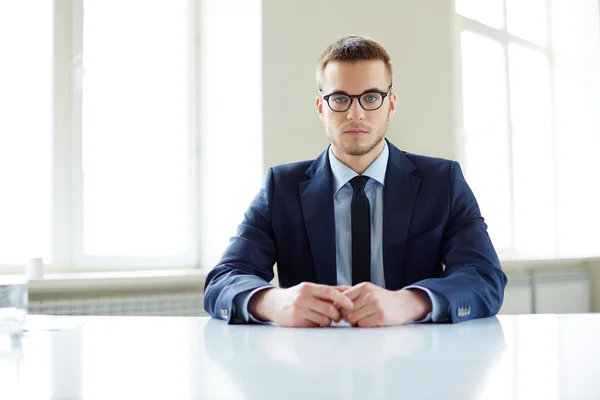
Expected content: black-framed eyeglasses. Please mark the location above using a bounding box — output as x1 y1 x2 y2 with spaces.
319 86 392 112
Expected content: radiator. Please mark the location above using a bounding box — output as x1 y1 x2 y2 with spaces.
500 270 591 315
28 292 206 317
28 270 590 317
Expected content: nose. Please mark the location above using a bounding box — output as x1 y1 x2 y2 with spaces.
346 99 365 121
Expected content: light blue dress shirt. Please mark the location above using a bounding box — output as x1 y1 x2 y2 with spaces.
235 141 448 323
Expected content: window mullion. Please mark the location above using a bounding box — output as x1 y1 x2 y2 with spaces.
503 38 517 256
502 0 517 255
51 0 76 272
460 16 550 55
546 0 559 257
69 0 84 270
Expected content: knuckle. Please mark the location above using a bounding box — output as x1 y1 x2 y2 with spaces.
297 282 309 292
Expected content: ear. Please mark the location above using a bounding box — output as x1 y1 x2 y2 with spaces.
316 96 324 121
388 91 397 119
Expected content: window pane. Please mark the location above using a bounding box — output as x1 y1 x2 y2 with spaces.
460 32 508 137
456 0 504 29
506 0 548 45
82 0 192 257
0 2 53 264
552 0 600 257
460 31 512 249
508 44 555 257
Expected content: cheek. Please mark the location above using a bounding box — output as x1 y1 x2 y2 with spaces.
369 110 389 126
323 112 345 129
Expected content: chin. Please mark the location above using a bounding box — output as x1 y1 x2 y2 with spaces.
339 143 373 157
338 137 381 156
347 148 373 157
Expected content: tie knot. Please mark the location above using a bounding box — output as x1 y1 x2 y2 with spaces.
350 175 370 190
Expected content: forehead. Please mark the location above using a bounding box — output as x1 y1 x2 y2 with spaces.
321 60 389 93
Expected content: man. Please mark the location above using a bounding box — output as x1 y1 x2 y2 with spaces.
204 35 507 327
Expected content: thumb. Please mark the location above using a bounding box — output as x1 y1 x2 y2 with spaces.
333 285 351 292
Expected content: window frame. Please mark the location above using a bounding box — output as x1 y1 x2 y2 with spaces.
68 0 201 270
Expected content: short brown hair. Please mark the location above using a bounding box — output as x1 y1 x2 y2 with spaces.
316 35 393 89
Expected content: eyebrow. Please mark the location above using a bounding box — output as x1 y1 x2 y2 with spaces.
327 87 387 95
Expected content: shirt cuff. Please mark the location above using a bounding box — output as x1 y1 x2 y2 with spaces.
236 286 274 323
404 285 449 323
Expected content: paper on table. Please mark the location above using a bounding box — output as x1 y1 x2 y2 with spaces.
330 319 353 327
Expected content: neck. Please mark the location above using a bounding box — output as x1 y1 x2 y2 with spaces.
331 139 386 175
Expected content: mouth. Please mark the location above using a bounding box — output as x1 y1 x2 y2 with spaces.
343 129 368 136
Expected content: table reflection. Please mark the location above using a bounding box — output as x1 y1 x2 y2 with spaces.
203 317 507 399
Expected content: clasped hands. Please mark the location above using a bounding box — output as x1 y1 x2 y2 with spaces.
249 281 432 328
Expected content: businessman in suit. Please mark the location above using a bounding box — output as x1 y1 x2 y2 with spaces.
204 35 507 327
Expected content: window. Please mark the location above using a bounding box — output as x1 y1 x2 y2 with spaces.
76 0 195 267
0 0 198 271
456 0 600 260
0 0 263 273
0 2 53 266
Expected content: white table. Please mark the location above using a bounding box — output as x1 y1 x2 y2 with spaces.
1 314 599 399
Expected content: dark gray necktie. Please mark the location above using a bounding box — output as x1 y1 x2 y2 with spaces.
350 176 371 285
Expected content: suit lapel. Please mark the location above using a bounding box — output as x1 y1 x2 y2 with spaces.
382 141 421 290
299 149 337 286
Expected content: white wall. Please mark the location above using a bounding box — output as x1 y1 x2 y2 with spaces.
262 0 459 168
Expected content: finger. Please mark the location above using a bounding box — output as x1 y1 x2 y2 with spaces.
306 299 342 322
333 285 351 292
347 292 372 312
346 305 377 326
341 298 368 322
356 314 384 328
298 319 320 328
331 286 353 310
340 292 371 320
342 284 370 301
342 288 362 302
314 285 354 310
301 308 333 327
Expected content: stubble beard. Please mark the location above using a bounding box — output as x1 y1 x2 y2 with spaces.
328 120 389 157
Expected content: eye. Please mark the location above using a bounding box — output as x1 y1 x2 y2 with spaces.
363 93 380 103
332 96 348 104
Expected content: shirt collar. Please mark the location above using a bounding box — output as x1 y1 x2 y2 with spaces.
328 141 389 195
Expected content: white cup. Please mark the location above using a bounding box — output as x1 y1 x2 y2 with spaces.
26 258 44 280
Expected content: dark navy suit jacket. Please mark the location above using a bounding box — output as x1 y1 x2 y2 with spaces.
203 140 507 323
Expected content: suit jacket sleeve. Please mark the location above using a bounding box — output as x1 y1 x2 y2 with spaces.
411 162 507 323
203 168 277 324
